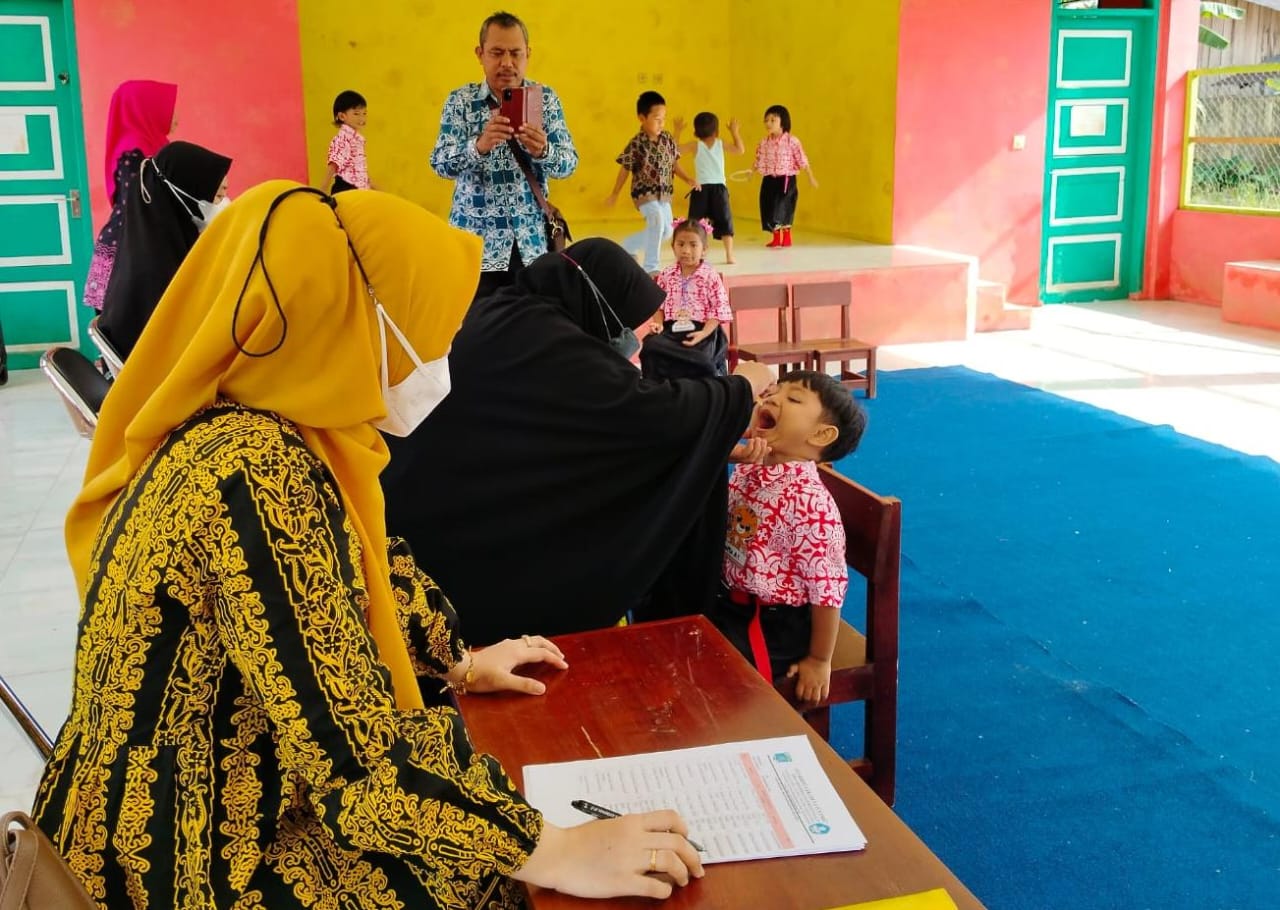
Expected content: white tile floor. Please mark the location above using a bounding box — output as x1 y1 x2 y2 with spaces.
1 298 1278 812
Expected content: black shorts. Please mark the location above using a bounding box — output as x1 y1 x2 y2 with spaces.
760 175 799 231
330 175 358 194
688 183 734 239
708 588 812 682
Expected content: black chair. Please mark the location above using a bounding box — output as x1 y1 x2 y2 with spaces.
0 675 53 760
39 346 110 438
87 316 124 378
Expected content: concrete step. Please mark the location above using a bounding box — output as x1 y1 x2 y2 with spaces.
974 281 1033 332
1223 260 1280 332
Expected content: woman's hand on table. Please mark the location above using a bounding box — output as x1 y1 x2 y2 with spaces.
463 636 568 695
512 813 705 899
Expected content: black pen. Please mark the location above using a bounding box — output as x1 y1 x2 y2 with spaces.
570 799 706 852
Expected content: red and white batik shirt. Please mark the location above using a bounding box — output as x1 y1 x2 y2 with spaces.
723 460 847 609
327 123 369 189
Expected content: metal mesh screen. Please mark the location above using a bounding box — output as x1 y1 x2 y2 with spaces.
1186 66 1280 210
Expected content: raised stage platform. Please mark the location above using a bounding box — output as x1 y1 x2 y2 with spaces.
584 223 1031 345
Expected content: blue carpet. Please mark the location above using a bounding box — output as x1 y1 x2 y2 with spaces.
827 366 1280 910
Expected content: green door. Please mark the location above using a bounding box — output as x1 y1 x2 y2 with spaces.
1041 2 1158 303
0 1 93 370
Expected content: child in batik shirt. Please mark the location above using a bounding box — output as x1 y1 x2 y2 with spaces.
607 91 700 274
713 371 866 706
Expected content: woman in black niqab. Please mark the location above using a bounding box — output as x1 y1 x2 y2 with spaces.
382 238 765 645
98 140 232 360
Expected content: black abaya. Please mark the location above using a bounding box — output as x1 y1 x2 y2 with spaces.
382 239 755 644
98 141 232 360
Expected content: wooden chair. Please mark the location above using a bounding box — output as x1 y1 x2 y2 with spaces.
728 283 814 373
793 281 877 397
39 346 110 439
775 465 900 805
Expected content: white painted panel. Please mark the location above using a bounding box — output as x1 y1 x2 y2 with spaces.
1053 99 1129 157
0 107 63 180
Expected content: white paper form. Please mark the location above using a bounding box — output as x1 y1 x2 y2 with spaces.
523 735 867 863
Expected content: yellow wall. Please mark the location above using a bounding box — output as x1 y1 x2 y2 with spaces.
298 0 731 226
728 0 899 242
298 0 898 240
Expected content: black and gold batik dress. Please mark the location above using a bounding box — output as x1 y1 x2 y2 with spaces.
34 402 540 909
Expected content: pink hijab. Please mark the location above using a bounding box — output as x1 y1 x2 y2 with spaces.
103 80 177 201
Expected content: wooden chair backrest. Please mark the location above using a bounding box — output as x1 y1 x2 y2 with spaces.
727 283 791 345
817 464 901 663
792 280 853 341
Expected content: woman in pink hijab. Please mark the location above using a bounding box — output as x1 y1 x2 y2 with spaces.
82 80 177 312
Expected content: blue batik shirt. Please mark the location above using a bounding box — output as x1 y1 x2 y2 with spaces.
431 81 578 273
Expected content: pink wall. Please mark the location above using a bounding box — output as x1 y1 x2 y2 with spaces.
1144 0 1203 299
74 0 308 226
1170 210 1280 305
1157 0 1280 308
892 0 1051 305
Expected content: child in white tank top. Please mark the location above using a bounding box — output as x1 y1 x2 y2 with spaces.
675 111 744 263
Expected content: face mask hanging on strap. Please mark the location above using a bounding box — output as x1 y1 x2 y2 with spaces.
559 252 641 360
368 297 452 436
140 157 228 233
229 186 451 437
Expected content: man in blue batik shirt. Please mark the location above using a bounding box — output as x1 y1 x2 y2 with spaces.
432 11 579 301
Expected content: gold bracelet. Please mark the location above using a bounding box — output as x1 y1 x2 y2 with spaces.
443 650 475 696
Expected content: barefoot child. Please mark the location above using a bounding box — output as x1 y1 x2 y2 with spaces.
674 111 744 263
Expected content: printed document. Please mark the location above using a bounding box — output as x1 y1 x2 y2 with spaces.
523 735 866 863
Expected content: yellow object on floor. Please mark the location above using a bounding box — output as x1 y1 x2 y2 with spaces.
827 889 957 910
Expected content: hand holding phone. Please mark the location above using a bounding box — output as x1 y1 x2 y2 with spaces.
477 114 514 154
499 85 543 133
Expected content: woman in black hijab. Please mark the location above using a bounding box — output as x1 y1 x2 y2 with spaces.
98 140 232 361
382 238 775 645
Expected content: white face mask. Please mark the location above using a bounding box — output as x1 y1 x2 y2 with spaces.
196 195 230 228
372 301 451 436
164 177 226 233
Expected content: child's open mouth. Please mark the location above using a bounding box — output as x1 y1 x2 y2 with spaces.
755 410 778 431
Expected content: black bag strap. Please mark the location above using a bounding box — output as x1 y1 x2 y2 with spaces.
508 139 557 220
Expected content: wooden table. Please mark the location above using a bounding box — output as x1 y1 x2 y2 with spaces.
457 616 985 910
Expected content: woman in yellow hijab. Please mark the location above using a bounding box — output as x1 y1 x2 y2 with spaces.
34 181 703 908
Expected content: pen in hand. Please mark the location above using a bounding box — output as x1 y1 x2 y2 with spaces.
571 799 706 853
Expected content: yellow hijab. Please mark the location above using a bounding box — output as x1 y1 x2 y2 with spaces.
65 180 480 710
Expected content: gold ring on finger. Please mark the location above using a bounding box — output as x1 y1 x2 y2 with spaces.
522 634 532 647
648 848 658 873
